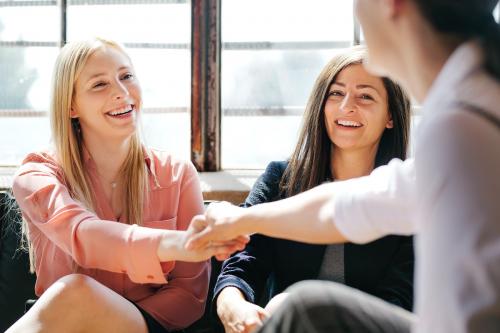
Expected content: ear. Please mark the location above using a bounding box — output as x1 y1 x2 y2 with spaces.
381 0 405 19
386 117 394 129
70 108 78 118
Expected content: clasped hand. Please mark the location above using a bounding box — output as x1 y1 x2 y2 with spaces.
186 202 251 260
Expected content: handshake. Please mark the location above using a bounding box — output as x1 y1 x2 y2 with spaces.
156 202 254 263
186 201 253 261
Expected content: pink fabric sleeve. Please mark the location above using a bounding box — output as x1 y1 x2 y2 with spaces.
137 162 210 330
12 155 168 284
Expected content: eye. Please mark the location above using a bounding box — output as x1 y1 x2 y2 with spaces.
360 94 374 101
121 73 134 81
92 82 107 89
328 90 344 97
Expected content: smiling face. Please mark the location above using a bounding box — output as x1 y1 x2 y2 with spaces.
324 63 393 152
71 46 141 143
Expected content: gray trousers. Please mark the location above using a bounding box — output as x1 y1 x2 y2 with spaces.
257 281 417 333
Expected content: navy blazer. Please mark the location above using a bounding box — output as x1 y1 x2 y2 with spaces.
213 161 414 313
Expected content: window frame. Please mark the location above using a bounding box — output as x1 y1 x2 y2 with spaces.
0 0 361 171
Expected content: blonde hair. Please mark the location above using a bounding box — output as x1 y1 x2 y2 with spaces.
25 38 149 272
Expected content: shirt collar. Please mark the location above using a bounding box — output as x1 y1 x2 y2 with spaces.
422 40 484 115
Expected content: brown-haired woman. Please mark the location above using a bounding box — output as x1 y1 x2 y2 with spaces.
213 47 414 333
188 0 500 332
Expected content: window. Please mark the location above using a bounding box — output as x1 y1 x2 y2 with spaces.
0 0 191 165
221 0 355 168
5 1 447 170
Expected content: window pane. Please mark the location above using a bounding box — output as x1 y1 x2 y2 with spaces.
67 3 190 43
0 46 57 110
223 49 339 108
130 48 191 160
66 1 191 161
0 116 51 165
223 0 353 42
222 115 302 169
0 6 59 42
221 49 345 168
222 0 354 169
1 0 191 165
141 113 189 160
128 49 190 107
0 45 57 164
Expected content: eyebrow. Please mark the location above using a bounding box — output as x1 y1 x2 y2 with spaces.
86 66 131 81
332 81 381 95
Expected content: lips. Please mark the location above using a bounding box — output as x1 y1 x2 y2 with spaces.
335 119 363 128
106 104 135 118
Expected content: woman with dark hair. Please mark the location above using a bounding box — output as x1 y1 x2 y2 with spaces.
214 47 414 333
187 0 500 332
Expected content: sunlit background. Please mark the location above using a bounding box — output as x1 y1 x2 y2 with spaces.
0 0 498 168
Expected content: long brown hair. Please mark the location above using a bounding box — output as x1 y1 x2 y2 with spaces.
280 47 411 197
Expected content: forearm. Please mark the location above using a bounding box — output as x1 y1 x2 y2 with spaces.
156 230 185 262
239 183 347 244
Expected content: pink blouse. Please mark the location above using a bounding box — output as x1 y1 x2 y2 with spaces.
12 148 209 330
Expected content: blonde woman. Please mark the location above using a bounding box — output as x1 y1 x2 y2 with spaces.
7 38 246 333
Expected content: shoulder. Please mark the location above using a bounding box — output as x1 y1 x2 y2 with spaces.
261 160 288 182
12 151 67 199
15 151 62 179
146 148 198 188
243 161 288 207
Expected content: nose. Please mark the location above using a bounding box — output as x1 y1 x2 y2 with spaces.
339 93 356 113
112 79 129 100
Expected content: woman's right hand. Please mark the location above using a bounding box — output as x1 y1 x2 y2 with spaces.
156 220 248 263
217 287 269 333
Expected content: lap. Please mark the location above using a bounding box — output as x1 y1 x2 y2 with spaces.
258 280 416 333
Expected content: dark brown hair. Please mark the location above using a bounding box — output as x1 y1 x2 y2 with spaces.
280 47 411 197
413 0 500 80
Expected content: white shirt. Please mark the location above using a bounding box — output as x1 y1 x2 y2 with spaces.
332 41 500 333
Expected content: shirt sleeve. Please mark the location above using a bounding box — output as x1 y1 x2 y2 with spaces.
12 155 167 284
332 158 418 244
137 161 210 330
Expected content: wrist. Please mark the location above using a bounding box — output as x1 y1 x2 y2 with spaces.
217 286 245 312
242 205 264 235
157 230 184 262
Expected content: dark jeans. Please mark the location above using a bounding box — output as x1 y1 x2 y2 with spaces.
257 280 416 333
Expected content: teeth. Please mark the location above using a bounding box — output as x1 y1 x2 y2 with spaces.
108 105 133 116
337 120 361 127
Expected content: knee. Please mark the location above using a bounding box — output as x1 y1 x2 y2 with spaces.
286 280 330 300
48 273 100 305
285 280 346 309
